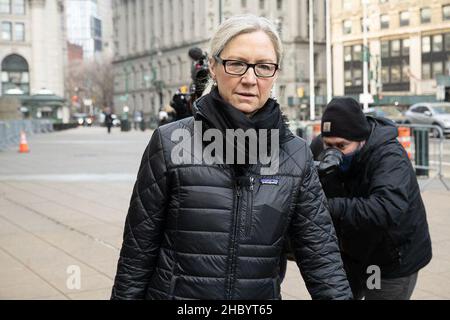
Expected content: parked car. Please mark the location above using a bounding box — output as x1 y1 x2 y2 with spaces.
364 106 407 124
72 113 95 127
405 102 450 138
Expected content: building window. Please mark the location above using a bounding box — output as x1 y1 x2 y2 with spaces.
380 39 410 91
421 7 431 24
353 68 362 86
343 20 352 35
94 39 102 52
422 33 450 80
353 45 362 61
381 66 389 83
391 40 400 57
433 61 443 77
380 14 389 29
433 35 443 52
277 0 282 10
443 5 450 21
343 0 352 11
241 0 247 8
91 17 102 39
12 0 24 15
422 63 431 80
344 70 352 87
1 54 29 95
344 44 366 95
259 0 265 10
446 56 450 76
390 65 401 83
445 33 450 51
422 36 431 53
0 0 10 14
344 46 352 62
381 41 390 58
1 22 11 41
14 22 24 41
400 11 410 26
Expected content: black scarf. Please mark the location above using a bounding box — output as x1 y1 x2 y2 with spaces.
195 87 286 135
194 87 288 175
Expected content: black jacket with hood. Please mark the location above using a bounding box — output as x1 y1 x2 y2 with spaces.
326 117 432 295
111 90 352 300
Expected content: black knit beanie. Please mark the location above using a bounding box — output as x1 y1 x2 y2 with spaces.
321 97 371 141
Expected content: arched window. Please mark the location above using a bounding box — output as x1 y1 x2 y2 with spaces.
1 54 29 95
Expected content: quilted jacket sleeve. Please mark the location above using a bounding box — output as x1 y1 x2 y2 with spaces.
289 147 353 300
111 129 168 300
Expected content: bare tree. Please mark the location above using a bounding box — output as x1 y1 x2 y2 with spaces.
65 57 115 115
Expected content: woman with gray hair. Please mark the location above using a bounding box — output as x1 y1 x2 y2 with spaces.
111 14 352 300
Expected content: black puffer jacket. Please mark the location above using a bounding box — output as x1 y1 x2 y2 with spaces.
327 117 432 294
111 97 352 300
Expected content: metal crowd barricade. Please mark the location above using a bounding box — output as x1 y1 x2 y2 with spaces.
396 124 449 192
0 121 7 150
0 119 54 152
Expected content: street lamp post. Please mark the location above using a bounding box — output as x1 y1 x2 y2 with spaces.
362 0 370 111
326 0 333 104
149 36 163 112
219 0 223 24
120 62 132 131
309 0 315 121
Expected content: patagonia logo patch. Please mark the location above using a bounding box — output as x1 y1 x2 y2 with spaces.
260 178 279 186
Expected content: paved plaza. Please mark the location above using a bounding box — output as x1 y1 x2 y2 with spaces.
0 127 450 300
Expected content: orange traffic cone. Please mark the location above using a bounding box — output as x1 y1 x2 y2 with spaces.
19 130 29 153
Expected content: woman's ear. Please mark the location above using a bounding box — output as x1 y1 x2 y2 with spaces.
209 58 217 80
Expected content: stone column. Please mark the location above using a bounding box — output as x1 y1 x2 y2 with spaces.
30 0 46 94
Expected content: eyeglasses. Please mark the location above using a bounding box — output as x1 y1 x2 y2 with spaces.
214 55 279 78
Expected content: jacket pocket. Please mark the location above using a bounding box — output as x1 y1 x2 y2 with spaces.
244 188 254 239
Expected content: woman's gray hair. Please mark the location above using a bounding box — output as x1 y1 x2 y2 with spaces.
203 14 283 96
210 14 283 64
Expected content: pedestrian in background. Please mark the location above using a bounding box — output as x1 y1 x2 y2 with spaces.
111 14 352 300
104 108 113 134
314 97 432 300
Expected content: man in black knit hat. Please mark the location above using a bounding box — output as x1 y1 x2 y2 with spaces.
315 97 432 300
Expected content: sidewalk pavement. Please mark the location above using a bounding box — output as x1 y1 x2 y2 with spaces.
0 127 449 300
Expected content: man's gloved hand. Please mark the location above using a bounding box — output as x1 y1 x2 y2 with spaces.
317 148 343 177
315 148 345 198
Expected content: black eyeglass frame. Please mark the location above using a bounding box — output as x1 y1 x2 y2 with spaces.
214 55 279 78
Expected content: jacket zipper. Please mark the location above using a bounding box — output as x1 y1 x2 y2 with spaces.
244 177 255 238
227 184 241 300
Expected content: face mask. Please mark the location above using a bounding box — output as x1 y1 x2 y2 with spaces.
339 151 357 173
339 143 363 173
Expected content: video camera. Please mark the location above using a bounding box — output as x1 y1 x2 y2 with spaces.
188 47 210 99
315 148 344 178
168 47 210 122
314 147 345 198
